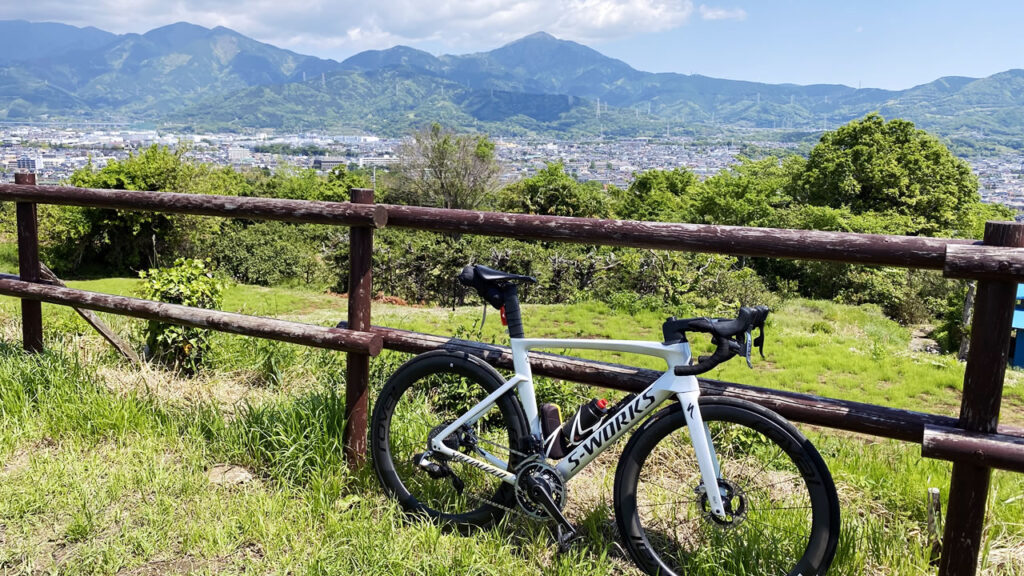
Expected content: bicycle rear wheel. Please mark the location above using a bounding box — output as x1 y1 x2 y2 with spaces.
614 398 840 576
370 350 529 528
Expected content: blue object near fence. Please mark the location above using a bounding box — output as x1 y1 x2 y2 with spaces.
1012 285 1024 367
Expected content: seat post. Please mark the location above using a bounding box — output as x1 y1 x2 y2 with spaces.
501 284 525 339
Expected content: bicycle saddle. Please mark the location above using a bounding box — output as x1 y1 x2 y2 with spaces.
459 265 537 285
458 265 536 310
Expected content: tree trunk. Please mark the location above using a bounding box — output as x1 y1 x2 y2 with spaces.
958 281 977 361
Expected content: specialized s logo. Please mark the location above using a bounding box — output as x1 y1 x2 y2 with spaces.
566 390 658 468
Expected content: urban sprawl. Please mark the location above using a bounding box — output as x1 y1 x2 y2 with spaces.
2 125 1022 213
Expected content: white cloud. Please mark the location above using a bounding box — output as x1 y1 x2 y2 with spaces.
0 0 698 58
698 4 746 20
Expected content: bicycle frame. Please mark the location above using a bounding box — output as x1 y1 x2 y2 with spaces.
427 336 732 517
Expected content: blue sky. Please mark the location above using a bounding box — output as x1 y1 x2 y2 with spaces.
1 0 1020 90
589 1 1024 89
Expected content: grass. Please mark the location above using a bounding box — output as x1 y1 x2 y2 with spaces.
0 282 1023 574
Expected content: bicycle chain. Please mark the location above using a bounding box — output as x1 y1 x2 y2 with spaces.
458 430 535 517
473 433 531 460
467 490 521 516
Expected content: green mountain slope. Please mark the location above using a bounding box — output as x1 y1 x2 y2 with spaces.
0 21 343 116
168 67 585 134
3 20 1024 148
0 20 116 64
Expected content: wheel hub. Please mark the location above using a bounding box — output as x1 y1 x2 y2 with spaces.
427 422 465 459
697 478 747 527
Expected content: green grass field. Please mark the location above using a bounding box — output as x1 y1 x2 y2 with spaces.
0 281 1022 575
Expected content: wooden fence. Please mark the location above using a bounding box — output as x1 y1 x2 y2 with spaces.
2 173 1023 576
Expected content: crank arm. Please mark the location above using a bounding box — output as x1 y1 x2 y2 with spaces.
521 474 578 549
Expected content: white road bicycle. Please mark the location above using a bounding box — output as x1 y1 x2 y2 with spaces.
370 265 840 576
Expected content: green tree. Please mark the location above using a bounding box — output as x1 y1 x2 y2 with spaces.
615 167 698 221
44 145 212 272
209 221 336 287
325 165 372 202
497 162 611 218
250 166 370 202
794 113 980 236
692 156 803 226
389 123 500 209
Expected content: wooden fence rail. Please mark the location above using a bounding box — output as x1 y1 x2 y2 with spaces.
384 204 978 271
1 178 1022 576
0 181 388 228
0 274 382 355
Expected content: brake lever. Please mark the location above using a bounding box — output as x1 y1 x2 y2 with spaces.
743 330 753 368
753 324 765 359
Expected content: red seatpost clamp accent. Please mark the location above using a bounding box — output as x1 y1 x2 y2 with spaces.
500 305 508 326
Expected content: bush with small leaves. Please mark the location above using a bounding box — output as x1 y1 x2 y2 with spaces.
140 258 225 374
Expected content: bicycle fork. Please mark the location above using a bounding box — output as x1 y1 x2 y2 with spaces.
677 391 727 518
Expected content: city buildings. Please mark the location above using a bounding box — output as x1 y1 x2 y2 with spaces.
1 124 1019 215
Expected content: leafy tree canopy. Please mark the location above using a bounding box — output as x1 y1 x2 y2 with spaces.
52 145 206 271
497 162 612 218
794 113 981 236
247 165 370 202
692 156 803 227
615 167 697 222
389 123 500 210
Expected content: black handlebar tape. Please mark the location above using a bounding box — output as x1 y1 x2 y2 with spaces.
502 284 525 339
675 336 734 376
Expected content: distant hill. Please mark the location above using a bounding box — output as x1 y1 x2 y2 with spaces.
0 20 117 64
0 21 342 116
169 67 583 134
2 20 1024 150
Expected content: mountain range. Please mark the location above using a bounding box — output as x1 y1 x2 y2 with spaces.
1 20 1023 150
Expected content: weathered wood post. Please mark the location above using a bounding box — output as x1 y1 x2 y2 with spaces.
939 221 1024 576
15 172 42 353
343 188 374 467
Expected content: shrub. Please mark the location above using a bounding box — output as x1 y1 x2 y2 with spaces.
810 321 834 334
140 258 225 374
934 282 971 353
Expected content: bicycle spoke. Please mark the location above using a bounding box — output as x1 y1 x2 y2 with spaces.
745 504 813 512
740 516 811 540
621 404 836 576
635 497 700 509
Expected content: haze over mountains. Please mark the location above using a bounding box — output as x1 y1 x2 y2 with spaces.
1 20 1022 149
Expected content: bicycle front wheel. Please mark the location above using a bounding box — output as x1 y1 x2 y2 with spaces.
370 350 529 529
614 398 840 576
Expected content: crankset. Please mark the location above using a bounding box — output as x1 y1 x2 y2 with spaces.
514 460 582 552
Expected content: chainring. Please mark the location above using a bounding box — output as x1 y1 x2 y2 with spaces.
514 460 568 520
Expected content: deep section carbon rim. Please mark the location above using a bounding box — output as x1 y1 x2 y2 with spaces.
615 401 839 576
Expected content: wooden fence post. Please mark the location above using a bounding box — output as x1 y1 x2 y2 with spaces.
15 173 42 353
343 188 374 467
938 221 1024 576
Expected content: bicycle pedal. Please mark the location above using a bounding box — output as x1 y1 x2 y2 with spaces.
555 524 584 554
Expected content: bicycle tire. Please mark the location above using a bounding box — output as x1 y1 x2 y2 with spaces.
370 350 529 528
614 397 840 576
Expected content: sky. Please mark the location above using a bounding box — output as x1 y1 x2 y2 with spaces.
1 0 1021 90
